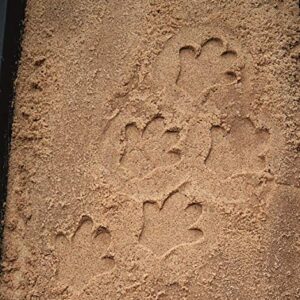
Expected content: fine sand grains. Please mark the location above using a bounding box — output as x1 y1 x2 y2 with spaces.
1 1 299 299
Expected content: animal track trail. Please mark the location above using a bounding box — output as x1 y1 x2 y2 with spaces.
177 38 238 97
139 192 203 256
55 216 115 291
120 117 181 177
206 118 270 178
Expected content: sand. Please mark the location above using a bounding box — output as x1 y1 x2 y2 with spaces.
0 0 299 299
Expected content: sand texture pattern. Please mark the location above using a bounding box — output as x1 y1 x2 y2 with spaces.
0 0 299 299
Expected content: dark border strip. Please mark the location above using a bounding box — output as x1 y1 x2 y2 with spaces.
0 0 27 263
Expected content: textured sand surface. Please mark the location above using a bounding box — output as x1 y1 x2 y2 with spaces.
1 1 299 299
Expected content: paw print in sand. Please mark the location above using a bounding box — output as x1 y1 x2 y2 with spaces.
120 117 181 177
177 37 238 97
55 216 115 291
139 192 203 256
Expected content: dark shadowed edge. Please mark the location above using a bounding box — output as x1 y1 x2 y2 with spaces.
0 0 27 266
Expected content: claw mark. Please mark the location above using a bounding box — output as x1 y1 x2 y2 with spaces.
55 216 114 291
205 118 270 178
120 117 181 177
139 192 203 256
177 37 238 97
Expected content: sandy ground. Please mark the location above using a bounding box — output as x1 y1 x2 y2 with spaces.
0 0 299 299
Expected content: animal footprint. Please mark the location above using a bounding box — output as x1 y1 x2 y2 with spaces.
120 117 181 177
139 192 203 256
55 216 114 291
177 38 238 97
205 118 270 177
